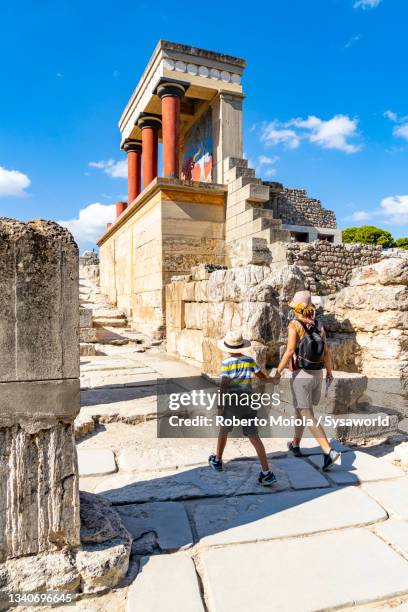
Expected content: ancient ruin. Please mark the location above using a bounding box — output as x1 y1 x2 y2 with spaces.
0 219 131 599
97 40 342 340
1 40 408 611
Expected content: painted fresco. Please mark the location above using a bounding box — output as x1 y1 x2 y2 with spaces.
181 109 213 182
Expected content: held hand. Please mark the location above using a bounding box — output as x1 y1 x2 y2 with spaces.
270 371 282 385
326 372 334 384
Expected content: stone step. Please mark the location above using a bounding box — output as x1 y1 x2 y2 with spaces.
224 165 256 183
93 317 127 328
92 307 126 319
252 227 291 243
250 216 282 233
80 327 129 345
223 156 249 171
239 182 270 204
228 175 263 194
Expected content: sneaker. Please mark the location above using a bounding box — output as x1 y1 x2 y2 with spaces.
323 449 341 471
208 454 223 472
287 441 303 457
258 470 277 486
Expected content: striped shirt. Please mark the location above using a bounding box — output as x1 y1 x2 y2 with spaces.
220 356 260 389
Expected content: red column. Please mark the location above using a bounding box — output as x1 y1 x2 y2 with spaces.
137 115 162 188
123 140 142 203
115 201 127 218
157 82 186 178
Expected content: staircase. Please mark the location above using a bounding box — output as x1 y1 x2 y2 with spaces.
224 157 290 247
79 269 148 355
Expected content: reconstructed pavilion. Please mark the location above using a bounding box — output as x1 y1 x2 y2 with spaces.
97 40 340 338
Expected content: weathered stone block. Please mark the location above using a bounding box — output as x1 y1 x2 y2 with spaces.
0 219 79 382
79 308 93 329
0 219 80 565
184 302 208 330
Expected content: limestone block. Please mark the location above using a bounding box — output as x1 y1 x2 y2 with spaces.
194 280 208 302
0 379 80 426
0 219 81 565
324 308 408 333
176 329 204 363
181 281 196 301
127 553 204 612
191 263 226 281
116 502 193 555
193 487 386 547
0 219 79 382
355 330 407 360
332 285 407 311
364 477 408 519
79 308 93 328
80 342 97 357
0 422 80 563
227 237 272 267
77 448 117 477
184 302 208 330
350 257 408 287
166 297 185 330
201 529 408 612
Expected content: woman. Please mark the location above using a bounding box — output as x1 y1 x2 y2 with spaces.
271 290 340 471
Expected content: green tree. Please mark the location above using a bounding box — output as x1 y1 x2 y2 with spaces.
395 237 408 250
342 225 394 248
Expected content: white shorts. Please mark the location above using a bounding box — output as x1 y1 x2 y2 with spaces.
290 369 323 410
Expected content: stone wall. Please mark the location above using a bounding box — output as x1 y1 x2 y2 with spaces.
166 263 305 375
321 257 408 415
99 179 226 339
286 241 382 294
0 219 80 563
273 188 337 229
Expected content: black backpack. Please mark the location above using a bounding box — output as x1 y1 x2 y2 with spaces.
294 319 325 370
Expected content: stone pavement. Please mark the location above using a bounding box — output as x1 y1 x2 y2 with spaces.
70 345 408 612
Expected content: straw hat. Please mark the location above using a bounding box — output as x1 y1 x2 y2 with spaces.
288 290 312 309
217 331 251 354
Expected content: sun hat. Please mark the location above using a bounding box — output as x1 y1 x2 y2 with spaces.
217 331 251 354
288 290 312 309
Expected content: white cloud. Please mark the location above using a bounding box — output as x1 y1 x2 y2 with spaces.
349 210 371 221
256 155 279 178
89 159 127 179
384 110 398 122
384 110 408 142
344 195 408 226
345 34 361 49
0 166 31 197
380 195 408 224
258 155 278 165
58 202 115 247
353 0 381 9
261 123 300 149
262 115 361 154
393 124 408 141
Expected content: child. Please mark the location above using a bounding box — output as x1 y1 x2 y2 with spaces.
208 331 277 486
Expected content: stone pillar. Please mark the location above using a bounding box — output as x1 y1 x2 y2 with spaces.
115 201 127 218
137 115 161 188
123 139 142 203
157 82 185 178
0 219 80 564
211 91 244 184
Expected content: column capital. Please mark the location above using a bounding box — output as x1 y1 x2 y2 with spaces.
136 114 162 131
121 138 142 153
155 78 189 100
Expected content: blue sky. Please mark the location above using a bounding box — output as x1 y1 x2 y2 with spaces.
1 0 407 250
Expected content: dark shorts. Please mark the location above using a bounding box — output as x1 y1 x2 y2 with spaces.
219 391 258 437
